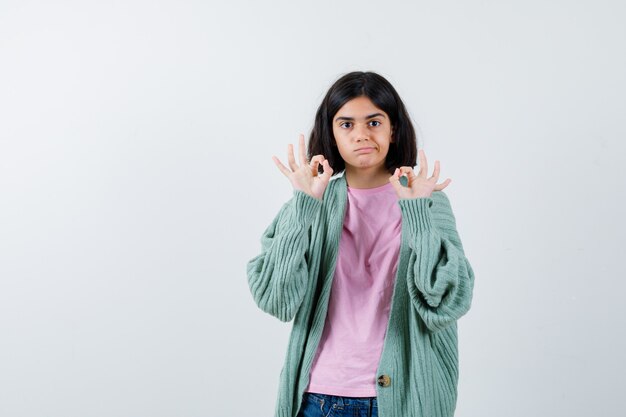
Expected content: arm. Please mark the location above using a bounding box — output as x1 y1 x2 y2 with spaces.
398 190 475 332
246 190 322 322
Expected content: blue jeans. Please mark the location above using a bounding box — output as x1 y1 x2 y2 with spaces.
296 392 378 417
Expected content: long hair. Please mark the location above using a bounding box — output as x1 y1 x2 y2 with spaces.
308 71 418 175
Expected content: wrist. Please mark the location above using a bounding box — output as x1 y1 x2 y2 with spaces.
293 188 322 202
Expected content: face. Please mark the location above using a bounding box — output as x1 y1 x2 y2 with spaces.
332 96 394 175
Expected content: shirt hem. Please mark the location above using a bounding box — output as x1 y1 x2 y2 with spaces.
305 383 377 397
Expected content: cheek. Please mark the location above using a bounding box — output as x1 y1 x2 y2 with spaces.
333 132 347 151
336 143 350 159
379 143 392 158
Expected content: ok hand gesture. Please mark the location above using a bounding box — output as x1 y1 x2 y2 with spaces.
389 149 451 199
272 134 334 201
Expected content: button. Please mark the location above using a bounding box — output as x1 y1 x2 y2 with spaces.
377 374 391 387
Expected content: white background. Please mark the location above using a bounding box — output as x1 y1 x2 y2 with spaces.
1 1 625 416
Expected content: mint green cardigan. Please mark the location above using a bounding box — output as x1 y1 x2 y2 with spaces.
247 174 475 417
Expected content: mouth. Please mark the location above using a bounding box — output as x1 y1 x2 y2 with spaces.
355 147 376 153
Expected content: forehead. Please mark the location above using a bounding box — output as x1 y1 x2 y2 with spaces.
334 96 387 120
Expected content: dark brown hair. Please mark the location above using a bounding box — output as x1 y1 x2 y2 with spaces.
308 71 418 175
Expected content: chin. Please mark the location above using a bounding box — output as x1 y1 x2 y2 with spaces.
354 161 385 169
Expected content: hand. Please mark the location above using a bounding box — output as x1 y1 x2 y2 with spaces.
389 149 451 199
272 134 334 201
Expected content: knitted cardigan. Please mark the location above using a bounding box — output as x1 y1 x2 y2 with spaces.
246 174 475 417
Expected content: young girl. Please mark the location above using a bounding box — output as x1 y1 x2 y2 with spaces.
247 71 475 417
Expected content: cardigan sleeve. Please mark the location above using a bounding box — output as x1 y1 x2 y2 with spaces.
246 190 323 322
398 190 475 332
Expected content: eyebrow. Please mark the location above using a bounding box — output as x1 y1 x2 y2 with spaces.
334 113 386 122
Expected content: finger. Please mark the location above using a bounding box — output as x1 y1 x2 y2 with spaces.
396 166 414 187
298 134 308 167
310 154 324 175
430 160 441 182
398 166 416 183
309 155 325 165
434 178 452 191
272 155 291 177
287 143 298 172
417 149 428 178
310 155 325 176
311 161 320 176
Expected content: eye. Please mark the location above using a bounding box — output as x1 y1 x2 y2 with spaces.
369 120 381 127
339 122 352 129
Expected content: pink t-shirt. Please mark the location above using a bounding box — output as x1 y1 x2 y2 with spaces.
305 181 402 397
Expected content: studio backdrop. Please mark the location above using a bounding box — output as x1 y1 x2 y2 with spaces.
0 1 624 416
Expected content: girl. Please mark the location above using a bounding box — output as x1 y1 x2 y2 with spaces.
247 71 475 417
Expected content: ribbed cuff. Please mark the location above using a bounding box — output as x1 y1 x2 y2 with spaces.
276 408 291 417
398 197 434 233
291 189 323 226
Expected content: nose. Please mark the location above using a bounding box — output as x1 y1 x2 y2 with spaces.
354 123 370 142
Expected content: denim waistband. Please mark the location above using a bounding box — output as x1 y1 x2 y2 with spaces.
305 392 378 407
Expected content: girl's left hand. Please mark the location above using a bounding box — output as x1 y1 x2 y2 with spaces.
389 149 452 199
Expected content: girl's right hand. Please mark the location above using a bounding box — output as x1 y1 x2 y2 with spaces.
272 134 334 201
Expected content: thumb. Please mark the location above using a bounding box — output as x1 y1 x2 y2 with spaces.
388 168 403 194
321 159 333 182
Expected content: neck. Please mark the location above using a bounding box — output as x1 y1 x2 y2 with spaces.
344 165 391 189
